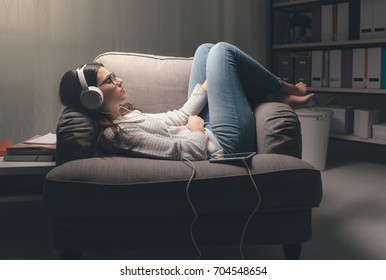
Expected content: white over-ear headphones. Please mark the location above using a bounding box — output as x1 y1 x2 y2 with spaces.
76 64 103 110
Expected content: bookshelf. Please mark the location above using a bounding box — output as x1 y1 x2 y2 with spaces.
271 0 386 145
309 87 386 95
273 38 386 51
330 134 386 145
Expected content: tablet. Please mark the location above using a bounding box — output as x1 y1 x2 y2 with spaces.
209 152 256 163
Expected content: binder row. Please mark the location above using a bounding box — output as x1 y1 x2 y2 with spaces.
310 0 385 42
316 2 351 42
275 48 386 89
359 0 386 40
312 48 386 89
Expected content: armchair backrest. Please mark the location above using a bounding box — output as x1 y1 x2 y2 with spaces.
56 52 193 165
94 52 193 113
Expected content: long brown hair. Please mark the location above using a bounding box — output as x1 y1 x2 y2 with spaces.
59 62 134 156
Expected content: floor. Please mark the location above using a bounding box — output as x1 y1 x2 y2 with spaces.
0 140 385 260
301 141 386 260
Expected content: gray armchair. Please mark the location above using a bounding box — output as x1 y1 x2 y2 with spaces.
43 52 322 259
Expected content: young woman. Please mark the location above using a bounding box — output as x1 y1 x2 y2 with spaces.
59 42 314 161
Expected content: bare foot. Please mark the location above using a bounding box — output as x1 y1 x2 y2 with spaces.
266 92 315 106
280 93 314 106
279 81 308 96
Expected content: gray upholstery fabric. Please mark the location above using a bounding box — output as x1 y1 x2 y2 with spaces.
45 154 321 218
56 107 97 165
94 52 193 113
255 102 302 158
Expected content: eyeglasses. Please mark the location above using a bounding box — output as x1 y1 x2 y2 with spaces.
99 72 118 87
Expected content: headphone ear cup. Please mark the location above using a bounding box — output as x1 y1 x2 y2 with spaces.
80 86 104 110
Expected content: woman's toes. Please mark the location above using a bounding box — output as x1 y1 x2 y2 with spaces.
295 82 308 95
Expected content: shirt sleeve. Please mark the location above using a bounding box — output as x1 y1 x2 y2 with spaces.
147 83 207 126
103 125 209 161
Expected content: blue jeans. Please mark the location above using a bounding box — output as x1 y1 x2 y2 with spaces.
188 42 282 154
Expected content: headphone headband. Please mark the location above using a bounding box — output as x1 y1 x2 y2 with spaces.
76 64 89 91
76 64 104 110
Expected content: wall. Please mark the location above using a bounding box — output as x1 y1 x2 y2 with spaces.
0 0 270 143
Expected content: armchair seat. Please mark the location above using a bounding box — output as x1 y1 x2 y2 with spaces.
46 155 320 219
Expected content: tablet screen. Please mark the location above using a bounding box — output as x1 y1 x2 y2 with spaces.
209 152 256 163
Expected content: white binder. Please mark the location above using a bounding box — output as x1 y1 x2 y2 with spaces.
311 50 323 87
337 2 349 41
360 0 374 39
329 50 342 88
373 0 386 38
352 48 366 88
367 48 382 89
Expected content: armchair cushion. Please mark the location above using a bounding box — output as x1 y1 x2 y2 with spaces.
45 155 321 219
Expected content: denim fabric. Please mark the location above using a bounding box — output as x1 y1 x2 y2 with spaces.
188 42 282 154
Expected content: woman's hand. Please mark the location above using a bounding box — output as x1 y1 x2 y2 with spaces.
186 115 205 133
202 80 208 91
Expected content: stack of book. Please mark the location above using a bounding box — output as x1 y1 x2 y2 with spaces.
3 133 56 162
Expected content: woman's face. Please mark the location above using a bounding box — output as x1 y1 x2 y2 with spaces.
97 67 127 112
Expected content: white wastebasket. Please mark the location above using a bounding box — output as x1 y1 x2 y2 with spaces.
295 108 333 171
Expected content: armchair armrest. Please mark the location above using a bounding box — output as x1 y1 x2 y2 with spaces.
254 102 302 159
